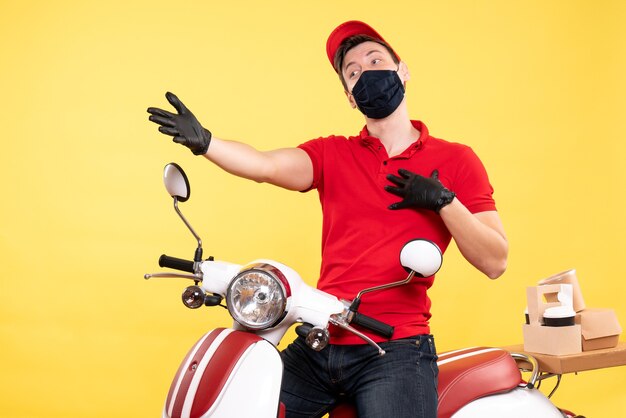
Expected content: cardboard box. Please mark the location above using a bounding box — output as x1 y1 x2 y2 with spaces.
538 269 586 312
576 308 622 351
523 285 582 356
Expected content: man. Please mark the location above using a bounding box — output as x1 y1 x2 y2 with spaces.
148 20 507 418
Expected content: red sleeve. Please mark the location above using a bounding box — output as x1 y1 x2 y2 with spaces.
297 137 328 191
451 147 497 213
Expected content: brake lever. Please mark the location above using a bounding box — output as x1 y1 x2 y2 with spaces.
144 272 202 281
329 315 386 356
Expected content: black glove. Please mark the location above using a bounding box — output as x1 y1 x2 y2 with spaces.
147 92 212 155
385 169 456 213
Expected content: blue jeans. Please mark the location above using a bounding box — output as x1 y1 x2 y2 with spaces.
280 334 438 418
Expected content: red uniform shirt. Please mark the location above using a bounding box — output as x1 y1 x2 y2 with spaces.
298 120 496 344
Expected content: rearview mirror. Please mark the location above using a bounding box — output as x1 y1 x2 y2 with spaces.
400 239 442 277
163 162 190 202
351 238 444 310
162 162 202 260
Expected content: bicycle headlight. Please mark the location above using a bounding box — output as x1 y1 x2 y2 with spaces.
226 263 289 330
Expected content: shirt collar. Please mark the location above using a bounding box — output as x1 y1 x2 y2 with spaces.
358 120 429 149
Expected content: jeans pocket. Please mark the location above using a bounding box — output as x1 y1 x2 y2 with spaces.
415 335 438 380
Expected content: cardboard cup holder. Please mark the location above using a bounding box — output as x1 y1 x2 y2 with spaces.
538 269 585 312
523 271 622 355
523 284 582 355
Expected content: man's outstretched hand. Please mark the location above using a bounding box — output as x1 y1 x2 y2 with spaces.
385 168 455 213
147 92 212 155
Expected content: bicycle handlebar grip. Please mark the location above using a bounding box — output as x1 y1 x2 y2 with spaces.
295 323 313 339
159 254 195 273
351 312 394 339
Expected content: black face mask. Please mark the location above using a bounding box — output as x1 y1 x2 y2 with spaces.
351 69 405 119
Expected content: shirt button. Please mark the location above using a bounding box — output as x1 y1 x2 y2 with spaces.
383 161 388 165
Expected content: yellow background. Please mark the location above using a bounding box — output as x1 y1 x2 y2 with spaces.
1 0 624 416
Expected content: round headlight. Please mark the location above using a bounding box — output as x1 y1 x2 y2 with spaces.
226 264 288 330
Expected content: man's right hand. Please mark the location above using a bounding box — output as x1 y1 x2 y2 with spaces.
385 168 455 213
147 92 212 155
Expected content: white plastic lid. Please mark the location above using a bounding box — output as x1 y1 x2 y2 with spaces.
543 305 576 319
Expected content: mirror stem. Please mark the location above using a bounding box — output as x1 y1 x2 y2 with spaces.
173 197 203 259
353 271 416 302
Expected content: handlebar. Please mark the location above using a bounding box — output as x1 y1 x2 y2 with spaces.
159 254 195 273
351 312 394 339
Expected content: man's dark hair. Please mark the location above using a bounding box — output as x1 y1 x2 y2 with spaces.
333 34 399 91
